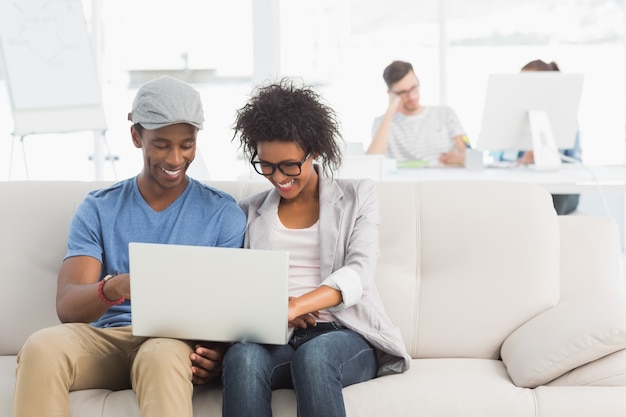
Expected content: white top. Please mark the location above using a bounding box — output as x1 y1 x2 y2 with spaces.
372 105 465 162
271 213 336 322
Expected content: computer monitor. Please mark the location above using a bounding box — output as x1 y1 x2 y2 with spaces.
476 73 584 170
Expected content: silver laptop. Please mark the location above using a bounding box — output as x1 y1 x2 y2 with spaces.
129 242 294 345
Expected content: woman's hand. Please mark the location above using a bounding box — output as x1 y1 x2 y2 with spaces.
518 150 535 165
288 296 320 329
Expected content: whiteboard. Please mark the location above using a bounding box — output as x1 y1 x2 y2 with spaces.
0 0 107 135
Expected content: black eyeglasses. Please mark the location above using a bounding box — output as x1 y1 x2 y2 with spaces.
251 152 310 177
391 84 419 97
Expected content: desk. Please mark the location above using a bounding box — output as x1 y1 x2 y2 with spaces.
386 164 626 194
385 163 626 249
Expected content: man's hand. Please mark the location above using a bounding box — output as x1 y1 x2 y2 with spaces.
387 91 402 113
103 273 131 301
439 148 466 165
189 343 229 385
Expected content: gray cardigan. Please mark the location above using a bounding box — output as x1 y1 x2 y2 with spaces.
239 167 410 375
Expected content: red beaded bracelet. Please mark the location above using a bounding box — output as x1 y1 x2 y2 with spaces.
98 274 125 306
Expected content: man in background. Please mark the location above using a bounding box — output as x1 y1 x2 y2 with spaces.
367 60 469 165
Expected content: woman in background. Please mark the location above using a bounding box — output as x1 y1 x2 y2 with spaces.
502 59 582 215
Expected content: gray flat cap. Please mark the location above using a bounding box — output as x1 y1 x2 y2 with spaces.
128 76 204 130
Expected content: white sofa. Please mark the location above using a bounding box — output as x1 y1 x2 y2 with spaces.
2 179 626 417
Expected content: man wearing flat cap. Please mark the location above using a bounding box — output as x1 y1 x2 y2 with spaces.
13 76 246 417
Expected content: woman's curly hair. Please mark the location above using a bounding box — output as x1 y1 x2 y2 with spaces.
233 79 343 176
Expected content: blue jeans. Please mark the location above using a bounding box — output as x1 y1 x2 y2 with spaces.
221 322 378 417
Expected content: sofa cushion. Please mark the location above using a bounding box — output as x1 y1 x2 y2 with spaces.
558 216 623 301
0 182 80 355
0 356 17 417
501 292 626 388
343 358 536 416
408 181 560 359
547 348 626 386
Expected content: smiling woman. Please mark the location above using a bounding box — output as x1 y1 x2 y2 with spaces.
219 78 410 417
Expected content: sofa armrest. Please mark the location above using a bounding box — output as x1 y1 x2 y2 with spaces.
500 292 626 388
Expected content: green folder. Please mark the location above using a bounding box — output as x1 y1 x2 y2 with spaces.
397 160 430 169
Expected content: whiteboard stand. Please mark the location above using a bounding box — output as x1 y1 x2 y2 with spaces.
93 130 105 180
8 104 110 180
8 127 114 181
8 134 29 180
90 129 118 180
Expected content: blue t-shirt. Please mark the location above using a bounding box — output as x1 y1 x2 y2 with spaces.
65 176 246 328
